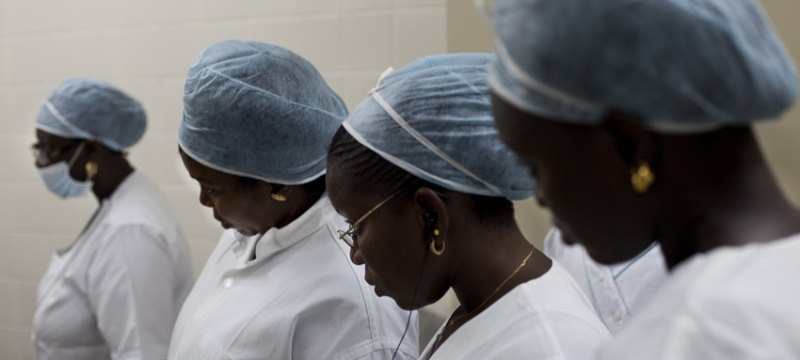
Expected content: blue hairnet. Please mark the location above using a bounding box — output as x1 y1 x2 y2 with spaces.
489 0 798 133
343 53 534 200
179 40 348 184
35 78 147 151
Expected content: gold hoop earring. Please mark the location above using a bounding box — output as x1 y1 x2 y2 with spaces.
631 161 655 193
271 194 287 202
85 161 99 180
430 229 445 255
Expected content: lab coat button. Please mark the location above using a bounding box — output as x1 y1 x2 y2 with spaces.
613 311 623 323
597 274 605 283
223 277 235 288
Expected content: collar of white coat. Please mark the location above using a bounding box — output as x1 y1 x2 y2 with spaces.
100 171 141 207
251 193 336 260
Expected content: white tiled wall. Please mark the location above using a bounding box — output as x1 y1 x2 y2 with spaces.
0 1 446 359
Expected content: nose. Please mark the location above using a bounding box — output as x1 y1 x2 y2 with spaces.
350 246 365 266
199 189 214 208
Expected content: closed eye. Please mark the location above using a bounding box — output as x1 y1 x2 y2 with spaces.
200 185 219 196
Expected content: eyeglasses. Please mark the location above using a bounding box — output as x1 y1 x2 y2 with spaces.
337 187 409 248
31 141 83 163
337 186 450 249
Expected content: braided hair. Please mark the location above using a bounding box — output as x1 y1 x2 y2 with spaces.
328 126 515 225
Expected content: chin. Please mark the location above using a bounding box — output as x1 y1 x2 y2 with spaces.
584 244 643 265
382 290 415 311
235 228 259 237
389 292 436 311
392 298 420 311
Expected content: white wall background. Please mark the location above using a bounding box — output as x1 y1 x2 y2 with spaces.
2 0 799 359
0 1 446 359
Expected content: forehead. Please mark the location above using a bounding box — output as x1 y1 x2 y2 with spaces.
36 129 76 146
491 94 551 158
179 149 239 185
491 93 595 161
326 166 387 218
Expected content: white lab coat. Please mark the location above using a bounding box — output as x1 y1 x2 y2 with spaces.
168 195 418 360
597 233 800 359
419 262 610 360
33 172 194 360
544 227 668 334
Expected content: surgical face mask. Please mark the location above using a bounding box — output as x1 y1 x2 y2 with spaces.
37 142 93 199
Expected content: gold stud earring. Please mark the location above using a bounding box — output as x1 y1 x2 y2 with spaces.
631 161 655 193
271 194 287 202
430 229 445 255
85 161 99 180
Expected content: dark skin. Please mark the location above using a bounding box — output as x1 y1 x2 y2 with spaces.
326 168 552 352
179 149 321 237
35 129 134 201
492 93 800 269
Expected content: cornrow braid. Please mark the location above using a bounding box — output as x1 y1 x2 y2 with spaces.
328 126 420 195
328 125 516 226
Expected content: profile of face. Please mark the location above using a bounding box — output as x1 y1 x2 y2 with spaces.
326 170 451 310
491 93 657 265
34 130 87 176
180 150 284 237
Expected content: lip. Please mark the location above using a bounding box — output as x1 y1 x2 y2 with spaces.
363 270 382 295
363 272 376 287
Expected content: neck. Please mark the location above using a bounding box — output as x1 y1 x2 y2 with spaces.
656 129 800 269
91 156 134 201
449 224 550 315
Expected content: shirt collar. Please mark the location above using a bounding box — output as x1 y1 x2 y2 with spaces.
104 171 139 206
252 194 335 261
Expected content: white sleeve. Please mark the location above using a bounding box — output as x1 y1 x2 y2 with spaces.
87 224 183 360
598 297 776 360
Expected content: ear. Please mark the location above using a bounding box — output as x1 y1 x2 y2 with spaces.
413 187 450 244
255 181 278 204
599 111 657 167
258 182 293 204
83 140 104 156
270 183 288 195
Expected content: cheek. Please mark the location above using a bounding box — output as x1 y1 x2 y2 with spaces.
216 193 267 226
536 156 612 231
359 221 423 284
544 157 654 260
68 161 87 181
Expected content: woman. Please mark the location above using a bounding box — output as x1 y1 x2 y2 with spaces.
32 78 194 360
326 53 610 359
168 40 417 359
489 0 800 358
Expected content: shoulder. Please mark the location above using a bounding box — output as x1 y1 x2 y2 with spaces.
101 173 181 233
600 236 800 360
450 270 610 359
